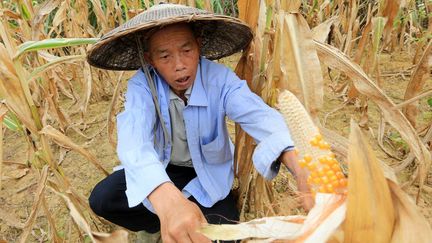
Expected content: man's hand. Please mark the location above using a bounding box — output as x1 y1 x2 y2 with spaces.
148 182 211 243
279 150 315 211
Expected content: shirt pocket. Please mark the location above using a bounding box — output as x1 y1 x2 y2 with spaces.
200 135 233 164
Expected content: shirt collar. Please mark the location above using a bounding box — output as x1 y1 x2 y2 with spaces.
169 85 192 101
187 58 208 107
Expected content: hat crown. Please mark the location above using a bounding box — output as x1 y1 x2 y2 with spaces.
88 4 253 70
102 4 207 39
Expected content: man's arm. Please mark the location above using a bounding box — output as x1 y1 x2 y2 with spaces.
148 183 210 243
222 70 313 210
279 151 314 211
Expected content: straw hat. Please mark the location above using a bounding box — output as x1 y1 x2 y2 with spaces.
87 3 253 70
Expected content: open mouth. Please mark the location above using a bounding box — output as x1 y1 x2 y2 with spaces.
175 76 190 84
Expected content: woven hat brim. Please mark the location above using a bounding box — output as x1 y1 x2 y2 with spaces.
87 15 253 71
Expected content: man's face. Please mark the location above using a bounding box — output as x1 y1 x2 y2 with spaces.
146 24 200 97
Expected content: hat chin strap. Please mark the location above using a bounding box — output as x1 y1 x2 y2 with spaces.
136 36 170 150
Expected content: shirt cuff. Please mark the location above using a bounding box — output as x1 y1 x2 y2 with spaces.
270 146 296 173
124 163 171 208
252 131 294 180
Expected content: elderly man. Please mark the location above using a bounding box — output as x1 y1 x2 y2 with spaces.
87 3 311 243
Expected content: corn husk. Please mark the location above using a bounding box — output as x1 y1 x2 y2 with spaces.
344 121 395 242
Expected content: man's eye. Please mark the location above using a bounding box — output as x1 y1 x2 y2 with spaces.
161 55 169 59
183 49 191 53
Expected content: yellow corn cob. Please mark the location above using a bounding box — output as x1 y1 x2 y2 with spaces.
276 90 347 195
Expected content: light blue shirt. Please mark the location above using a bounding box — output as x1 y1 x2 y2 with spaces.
116 57 294 211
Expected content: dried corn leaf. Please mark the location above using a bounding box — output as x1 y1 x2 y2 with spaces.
51 0 67 29
40 125 108 175
342 1 358 55
0 103 7 190
315 41 431 197
107 72 124 149
388 180 432 243
19 165 48 243
381 0 401 44
4 167 29 179
29 54 86 81
403 40 432 127
88 0 109 32
53 190 129 243
41 195 62 242
345 121 395 242
0 44 38 133
312 17 337 43
31 0 60 39
279 13 324 117
281 0 301 12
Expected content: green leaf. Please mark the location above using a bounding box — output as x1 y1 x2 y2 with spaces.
372 17 386 57
18 3 31 20
427 97 432 107
14 38 99 60
120 0 129 21
3 113 23 132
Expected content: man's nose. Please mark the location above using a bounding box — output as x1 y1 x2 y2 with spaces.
174 54 186 71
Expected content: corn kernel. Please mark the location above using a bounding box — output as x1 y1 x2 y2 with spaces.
321 176 329 184
339 178 348 187
326 170 335 178
332 164 342 172
328 152 336 158
303 154 313 163
315 134 323 141
318 168 325 177
336 171 345 179
318 156 328 164
307 176 313 184
318 185 327 193
331 178 340 188
310 170 319 178
310 138 319 147
313 178 321 184
318 141 331 150
298 159 307 168
307 162 317 171
326 184 334 193
328 157 338 166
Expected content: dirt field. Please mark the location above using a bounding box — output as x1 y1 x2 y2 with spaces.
0 51 431 242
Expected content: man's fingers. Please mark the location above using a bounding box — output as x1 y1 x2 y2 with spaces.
161 233 176 243
189 230 211 243
175 232 193 243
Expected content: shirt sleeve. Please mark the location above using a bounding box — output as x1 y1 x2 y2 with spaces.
223 70 295 180
116 70 171 208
